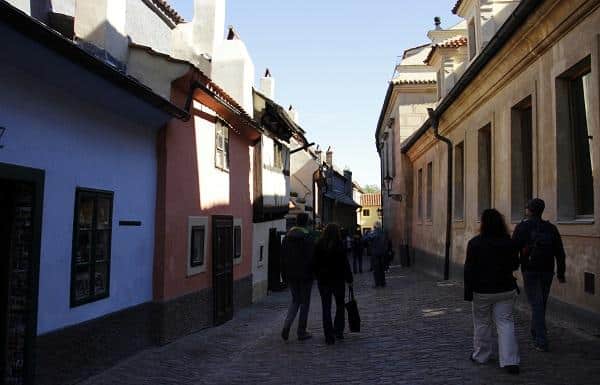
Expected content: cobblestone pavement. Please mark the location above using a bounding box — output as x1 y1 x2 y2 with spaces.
81 267 600 385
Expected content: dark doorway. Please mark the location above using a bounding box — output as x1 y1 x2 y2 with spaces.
267 228 285 292
0 163 44 385
212 216 233 326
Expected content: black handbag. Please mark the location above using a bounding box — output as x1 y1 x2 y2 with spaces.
345 286 361 332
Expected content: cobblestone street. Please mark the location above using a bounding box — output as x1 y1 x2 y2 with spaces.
81 267 600 385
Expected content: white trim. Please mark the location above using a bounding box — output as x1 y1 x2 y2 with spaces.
233 218 243 265
187 216 208 276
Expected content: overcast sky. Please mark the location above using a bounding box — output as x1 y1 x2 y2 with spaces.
170 0 460 187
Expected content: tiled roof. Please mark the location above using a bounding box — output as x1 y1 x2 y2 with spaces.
392 70 437 85
361 193 381 207
392 78 437 85
452 0 464 14
424 36 468 64
149 0 185 24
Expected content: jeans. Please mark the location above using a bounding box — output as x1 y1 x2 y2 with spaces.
472 290 520 367
283 279 313 336
523 271 554 348
352 251 363 273
318 281 346 339
372 255 386 287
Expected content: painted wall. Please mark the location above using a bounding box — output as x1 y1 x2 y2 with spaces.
260 135 289 208
126 0 173 55
155 96 254 302
251 219 286 302
405 0 600 313
0 64 159 335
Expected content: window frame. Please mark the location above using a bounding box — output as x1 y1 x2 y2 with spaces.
187 216 209 276
478 124 493 217
363 209 370 217
215 120 230 172
70 188 114 308
511 97 534 222
468 18 477 61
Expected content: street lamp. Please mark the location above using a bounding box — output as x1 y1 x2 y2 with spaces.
384 173 402 201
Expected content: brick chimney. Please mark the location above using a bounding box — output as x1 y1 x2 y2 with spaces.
259 68 275 99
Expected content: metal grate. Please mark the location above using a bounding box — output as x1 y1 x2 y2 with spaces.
584 272 595 295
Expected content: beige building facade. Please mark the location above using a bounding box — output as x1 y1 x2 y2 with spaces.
377 0 600 323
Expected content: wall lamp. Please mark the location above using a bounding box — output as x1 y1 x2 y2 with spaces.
383 173 402 201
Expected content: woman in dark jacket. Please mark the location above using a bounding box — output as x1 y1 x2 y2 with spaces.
314 223 353 345
464 209 520 375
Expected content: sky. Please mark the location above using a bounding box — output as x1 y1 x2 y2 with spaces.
169 0 460 187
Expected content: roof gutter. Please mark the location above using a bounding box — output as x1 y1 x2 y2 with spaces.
374 82 394 153
401 0 543 154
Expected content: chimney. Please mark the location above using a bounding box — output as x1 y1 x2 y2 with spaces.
315 146 322 164
191 0 226 57
325 147 333 166
343 169 353 196
434 16 442 30
74 0 128 67
259 68 275 99
288 105 299 123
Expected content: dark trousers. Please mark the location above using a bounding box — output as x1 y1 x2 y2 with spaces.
372 255 386 287
283 279 313 336
352 250 363 273
523 271 554 347
318 281 346 339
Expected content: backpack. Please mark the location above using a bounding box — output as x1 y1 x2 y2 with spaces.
526 220 554 268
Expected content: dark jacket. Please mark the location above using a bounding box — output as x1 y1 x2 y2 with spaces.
281 226 315 281
363 228 387 258
314 239 353 285
464 235 519 301
512 217 566 278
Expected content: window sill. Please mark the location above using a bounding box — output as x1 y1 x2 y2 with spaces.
187 266 207 277
557 218 595 225
215 166 230 173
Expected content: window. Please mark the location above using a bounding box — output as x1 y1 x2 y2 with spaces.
233 219 242 263
468 19 477 60
274 141 284 170
511 97 533 222
556 56 594 220
363 209 370 217
478 124 492 216
188 217 208 275
426 162 433 220
454 142 465 220
215 121 229 171
417 168 423 220
71 188 113 307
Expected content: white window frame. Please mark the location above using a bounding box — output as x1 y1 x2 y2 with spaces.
187 216 208 276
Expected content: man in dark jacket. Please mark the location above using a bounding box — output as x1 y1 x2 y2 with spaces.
281 213 315 341
512 198 566 352
363 221 387 288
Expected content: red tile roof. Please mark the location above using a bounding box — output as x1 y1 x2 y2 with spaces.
393 79 437 85
149 0 185 24
361 193 381 207
452 0 464 14
424 36 468 64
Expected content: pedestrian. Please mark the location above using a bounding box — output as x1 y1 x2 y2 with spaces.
352 229 363 273
281 213 316 341
363 221 387 288
464 209 520 375
512 198 566 352
314 223 354 345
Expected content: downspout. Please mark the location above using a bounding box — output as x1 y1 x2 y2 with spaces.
428 108 453 280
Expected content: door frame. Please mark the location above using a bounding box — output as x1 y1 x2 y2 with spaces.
0 162 44 385
211 215 234 326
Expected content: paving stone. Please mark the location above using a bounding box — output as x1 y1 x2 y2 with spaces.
79 266 600 385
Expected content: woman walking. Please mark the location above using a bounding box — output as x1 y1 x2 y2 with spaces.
464 209 520 375
314 223 354 345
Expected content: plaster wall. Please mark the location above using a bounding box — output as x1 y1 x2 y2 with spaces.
5 0 30 14
406 0 600 313
51 0 75 15
212 39 255 116
126 0 173 55
290 137 319 215
251 219 286 301
0 64 159 335
260 135 289 208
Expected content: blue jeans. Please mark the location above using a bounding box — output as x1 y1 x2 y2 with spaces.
283 279 313 336
523 271 554 347
318 281 346 339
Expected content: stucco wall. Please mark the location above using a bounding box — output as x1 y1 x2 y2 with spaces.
126 0 172 55
406 0 600 313
0 64 158 335
251 219 286 301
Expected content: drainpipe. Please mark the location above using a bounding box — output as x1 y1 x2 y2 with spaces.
427 108 453 280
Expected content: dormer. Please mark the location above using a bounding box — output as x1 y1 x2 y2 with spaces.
453 0 521 58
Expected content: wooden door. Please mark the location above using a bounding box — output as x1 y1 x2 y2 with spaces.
212 216 233 325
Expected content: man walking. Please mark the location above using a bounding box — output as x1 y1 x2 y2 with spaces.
512 198 566 352
363 221 388 288
281 213 315 341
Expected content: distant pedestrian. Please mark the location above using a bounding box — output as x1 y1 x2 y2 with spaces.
363 221 387 288
314 223 354 344
464 209 520 375
512 198 566 352
352 230 363 273
281 213 315 341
